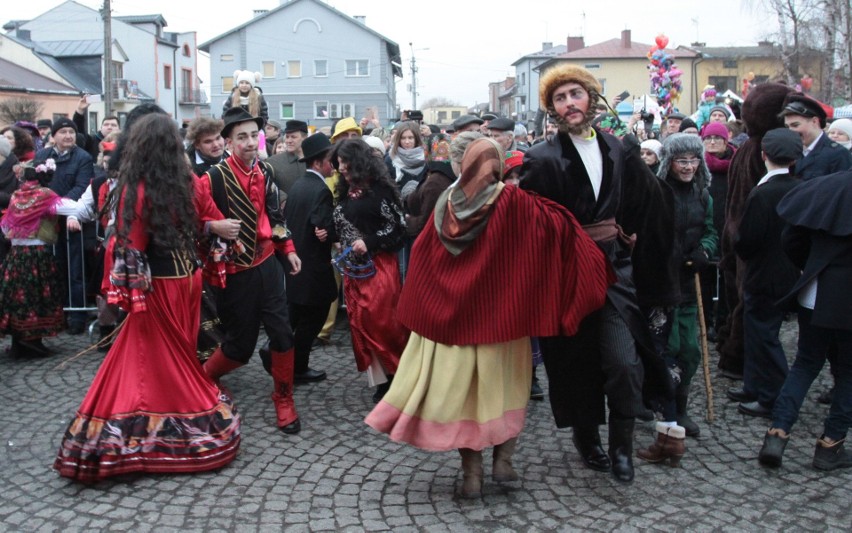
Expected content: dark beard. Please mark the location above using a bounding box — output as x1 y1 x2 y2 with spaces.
553 107 598 136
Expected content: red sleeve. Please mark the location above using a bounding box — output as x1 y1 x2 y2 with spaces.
194 174 224 225
117 183 149 251
273 238 296 255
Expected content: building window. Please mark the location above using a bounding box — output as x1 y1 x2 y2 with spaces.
88 111 98 130
597 78 607 96
281 102 294 119
722 59 738 68
314 59 327 77
345 59 369 77
585 63 601 69
520 72 526 86
314 101 329 119
286 60 302 78
222 76 234 93
451 110 461 119
112 61 123 79
52 113 68 122
221 54 234 61
182 44 191 57
262 61 275 78
438 111 447 122
708 76 737 93
164 64 172 89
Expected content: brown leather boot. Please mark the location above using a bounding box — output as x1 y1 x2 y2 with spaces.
270 348 300 434
458 448 483 498
636 422 686 467
492 437 519 482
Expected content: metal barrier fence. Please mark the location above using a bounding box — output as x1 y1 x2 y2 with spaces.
56 222 99 314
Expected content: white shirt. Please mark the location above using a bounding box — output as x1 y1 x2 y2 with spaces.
756 168 790 188
802 132 823 157
570 131 604 201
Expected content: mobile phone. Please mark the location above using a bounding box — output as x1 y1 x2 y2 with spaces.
617 90 630 101
85 94 102 104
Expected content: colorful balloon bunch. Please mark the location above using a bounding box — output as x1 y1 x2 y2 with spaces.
647 34 683 115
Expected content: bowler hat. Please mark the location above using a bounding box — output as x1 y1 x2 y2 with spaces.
221 107 264 138
299 133 332 162
284 120 308 134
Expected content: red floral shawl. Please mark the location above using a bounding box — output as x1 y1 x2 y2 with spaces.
0 180 62 239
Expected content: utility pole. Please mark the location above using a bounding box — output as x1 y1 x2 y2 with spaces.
409 42 418 109
102 0 113 117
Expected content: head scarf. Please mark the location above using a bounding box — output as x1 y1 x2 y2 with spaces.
433 138 504 255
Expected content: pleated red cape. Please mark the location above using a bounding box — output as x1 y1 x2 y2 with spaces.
397 185 614 346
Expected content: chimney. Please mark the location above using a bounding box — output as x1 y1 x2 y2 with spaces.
621 29 631 48
542 42 553 50
353 15 366 24
16 28 31 41
567 36 585 52
253 9 268 18
691 41 706 47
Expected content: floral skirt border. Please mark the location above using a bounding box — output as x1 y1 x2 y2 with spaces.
0 245 64 339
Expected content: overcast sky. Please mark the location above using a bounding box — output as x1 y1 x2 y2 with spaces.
7 0 774 109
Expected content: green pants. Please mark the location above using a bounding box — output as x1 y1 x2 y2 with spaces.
668 303 701 390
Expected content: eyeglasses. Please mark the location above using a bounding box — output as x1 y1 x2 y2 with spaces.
674 159 701 167
703 136 726 143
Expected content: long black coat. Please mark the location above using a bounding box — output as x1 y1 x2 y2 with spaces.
283 170 337 307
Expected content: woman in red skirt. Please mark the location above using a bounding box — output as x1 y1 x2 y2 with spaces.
331 138 409 403
54 113 240 482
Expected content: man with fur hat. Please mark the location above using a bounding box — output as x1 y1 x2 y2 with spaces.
519 64 672 483
186 117 227 177
779 93 852 180
199 107 303 435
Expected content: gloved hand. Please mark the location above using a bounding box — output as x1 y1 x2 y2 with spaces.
685 247 709 272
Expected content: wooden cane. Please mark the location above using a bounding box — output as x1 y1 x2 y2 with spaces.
694 271 715 422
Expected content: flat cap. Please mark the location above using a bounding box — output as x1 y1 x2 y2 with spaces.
761 127 803 163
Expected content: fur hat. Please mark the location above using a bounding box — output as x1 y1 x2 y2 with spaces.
657 133 710 188
741 83 794 138
0 136 11 159
234 70 261 89
539 64 602 111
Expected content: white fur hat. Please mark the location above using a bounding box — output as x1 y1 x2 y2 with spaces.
234 70 261 88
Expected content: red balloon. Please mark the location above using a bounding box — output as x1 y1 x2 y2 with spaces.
655 34 669 49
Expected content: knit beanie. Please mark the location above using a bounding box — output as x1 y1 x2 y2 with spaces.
51 117 77 136
678 118 698 132
709 105 731 120
363 135 386 155
640 139 662 159
828 118 852 147
0 136 10 158
657 132 711 188
701 122 729 140
234 70 260 88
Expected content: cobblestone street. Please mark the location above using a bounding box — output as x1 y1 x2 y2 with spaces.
1 316 849 532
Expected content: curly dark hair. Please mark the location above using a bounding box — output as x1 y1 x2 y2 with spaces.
114 113 197 256
331 138 399 202
1 126 35 158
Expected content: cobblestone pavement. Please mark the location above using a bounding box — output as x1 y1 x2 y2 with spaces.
1 315 849 532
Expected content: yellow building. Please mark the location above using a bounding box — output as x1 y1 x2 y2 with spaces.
536 30 700 114
683 42 825 102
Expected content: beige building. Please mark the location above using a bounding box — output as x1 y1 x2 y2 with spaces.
536 30 700 115
421 105 468 128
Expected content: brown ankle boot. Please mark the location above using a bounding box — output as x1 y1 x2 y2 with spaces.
458 448 483 498
492 437 519 482
636 422 686 467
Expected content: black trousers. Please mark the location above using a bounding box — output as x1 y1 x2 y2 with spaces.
213 256 294 363
289 301 331 373
540 300 644 428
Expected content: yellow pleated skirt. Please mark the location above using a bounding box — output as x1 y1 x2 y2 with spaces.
365 332 532 451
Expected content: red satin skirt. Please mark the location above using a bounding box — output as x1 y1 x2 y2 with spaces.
54 270 241 482
343 252 409 374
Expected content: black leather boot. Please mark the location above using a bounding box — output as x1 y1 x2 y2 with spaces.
572 425 611 472
608 417 635 483
676 391 700 437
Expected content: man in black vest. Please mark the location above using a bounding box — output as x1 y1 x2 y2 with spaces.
283 133 338 383
200 107 304 434
731 128 802 418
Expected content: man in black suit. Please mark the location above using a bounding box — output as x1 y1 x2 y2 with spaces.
780 93 852 181
731 129 803 418
758 169 852 470
284 133 338 383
